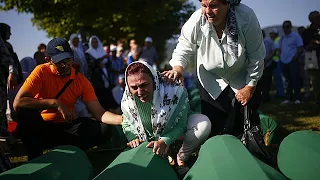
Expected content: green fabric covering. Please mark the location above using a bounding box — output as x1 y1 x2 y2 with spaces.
259 114 278 145
94 142 178 180
0 145 93 180
278 130 320 180
184 135 286 180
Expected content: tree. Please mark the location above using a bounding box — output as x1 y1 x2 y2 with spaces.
0 0 196 63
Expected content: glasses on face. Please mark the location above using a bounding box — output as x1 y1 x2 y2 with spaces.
283 25 291 29
55 58 73 67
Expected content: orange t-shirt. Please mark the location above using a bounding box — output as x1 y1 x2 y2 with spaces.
21 63 97 123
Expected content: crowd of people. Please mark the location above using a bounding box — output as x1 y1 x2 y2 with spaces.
0 0 319 178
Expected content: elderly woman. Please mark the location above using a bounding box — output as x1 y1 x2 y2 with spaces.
163 0 265 137
86 36 117 110
69 34 88 77
122 61 211 177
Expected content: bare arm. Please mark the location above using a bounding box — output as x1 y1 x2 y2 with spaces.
86 100 122 125
13 89 75 122
13 89 57 110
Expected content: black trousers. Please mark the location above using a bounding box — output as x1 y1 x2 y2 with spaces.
16 108 111 160
198 83 262 138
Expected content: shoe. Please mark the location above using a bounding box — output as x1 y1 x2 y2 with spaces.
173 164 190 179
294 100 301 104
281 100 290 104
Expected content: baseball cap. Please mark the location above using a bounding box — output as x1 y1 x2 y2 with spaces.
46 38 73 63
270 28 279 34
144 37 153 43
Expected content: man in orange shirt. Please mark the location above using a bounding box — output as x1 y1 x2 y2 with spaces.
13 38 122 160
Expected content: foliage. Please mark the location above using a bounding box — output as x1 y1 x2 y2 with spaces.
0 0 196 62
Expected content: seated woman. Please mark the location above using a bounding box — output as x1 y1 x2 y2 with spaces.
121 61 211 177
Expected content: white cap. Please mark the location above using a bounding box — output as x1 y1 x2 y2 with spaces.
110 45 117 52
145 37 153 43
270 28 279 34
118 74 125 80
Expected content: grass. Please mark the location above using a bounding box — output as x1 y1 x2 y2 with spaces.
259 96 320 142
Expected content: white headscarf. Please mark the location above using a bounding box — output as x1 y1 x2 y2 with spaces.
121 61 185 141
69 33 87 75
86 35 109 88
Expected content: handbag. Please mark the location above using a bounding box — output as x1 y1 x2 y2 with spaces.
304 50 319 70
238 105 272 164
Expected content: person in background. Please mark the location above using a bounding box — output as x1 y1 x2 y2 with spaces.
138 37 158 68
69 33 90 118
280 20 304 104
127 39 141 65
7 57 37 121
0 23 23 85
269 28 285 98
37 43 47 56
14 38 122 160
302 11 320 104
109 45 125 87
298 26 311 100
164 0 265 137
33 51 46 65
86 36 117 110
122 61 211 178
112 74 125 114
69 33 88 77
260 30 276 102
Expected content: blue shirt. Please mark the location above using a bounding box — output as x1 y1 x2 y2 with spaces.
264 37 275 67
280 32 303 64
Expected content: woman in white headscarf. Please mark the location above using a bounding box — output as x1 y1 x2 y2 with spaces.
69 34 90 118
69 34 88 77
85 35 117 110
122 61 211 178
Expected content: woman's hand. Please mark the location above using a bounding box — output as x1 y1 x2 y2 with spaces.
146 139 169 158
235 85 256 106
127 139 143 148
161 66 184 84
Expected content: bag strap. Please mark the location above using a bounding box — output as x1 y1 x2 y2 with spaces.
243 105 251 132
54 70 78 99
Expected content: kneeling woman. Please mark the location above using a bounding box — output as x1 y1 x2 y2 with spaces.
121 61 211 174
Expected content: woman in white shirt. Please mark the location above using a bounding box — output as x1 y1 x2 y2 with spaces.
163 0 265 137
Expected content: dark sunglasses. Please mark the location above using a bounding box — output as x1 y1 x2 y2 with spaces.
55 58 73 66
283 25 291 28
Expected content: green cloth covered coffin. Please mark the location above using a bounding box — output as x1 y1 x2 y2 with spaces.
0 145 93 180
278 130 320 180
184 135 286 180
94 142 178 180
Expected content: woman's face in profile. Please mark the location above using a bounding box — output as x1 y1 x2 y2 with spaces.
127 72 154 103
201 0 229 26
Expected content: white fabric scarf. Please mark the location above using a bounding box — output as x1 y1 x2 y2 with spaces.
86 35 109 88
121 61 184 141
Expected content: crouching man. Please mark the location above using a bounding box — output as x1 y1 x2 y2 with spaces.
13 38 122 160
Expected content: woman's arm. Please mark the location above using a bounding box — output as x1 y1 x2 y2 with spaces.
160 89 190 145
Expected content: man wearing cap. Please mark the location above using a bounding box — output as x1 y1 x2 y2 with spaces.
138 37 158 67
13 38 122 160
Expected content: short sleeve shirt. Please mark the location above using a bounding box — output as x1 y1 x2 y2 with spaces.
21 63 97 122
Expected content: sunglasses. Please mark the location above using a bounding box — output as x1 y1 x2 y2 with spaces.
55 58 73 67
283 25 291 28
